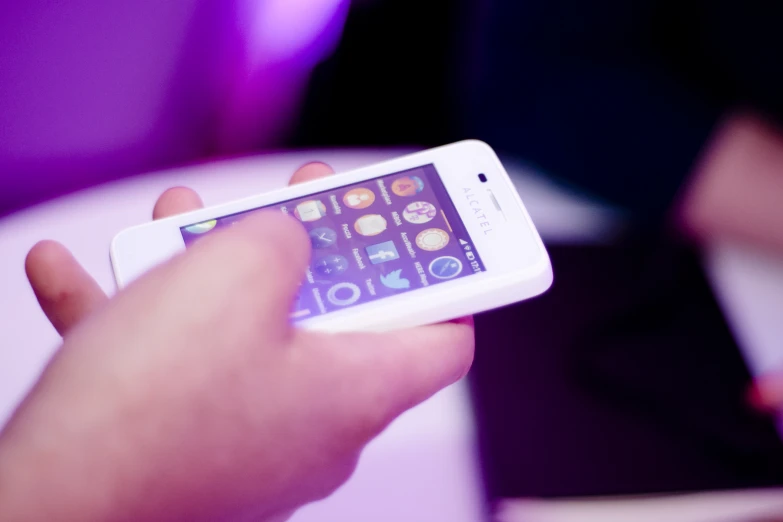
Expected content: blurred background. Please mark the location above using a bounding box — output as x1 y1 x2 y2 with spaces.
3 0 783 520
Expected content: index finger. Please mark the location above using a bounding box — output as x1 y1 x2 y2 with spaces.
325 319 475 439
152 187 204 220
289 162 335 185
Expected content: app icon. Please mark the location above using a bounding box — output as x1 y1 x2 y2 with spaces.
354 214 387 236
313 255 350 277
415 228 450 251
391 175 425 197
343 188 376 210
184 219 217 234
295 200 327 222
327 282 362 307
381 269 411 290
309 227 337 249
365 241 400 265
429 256 463 280
402 201 437 224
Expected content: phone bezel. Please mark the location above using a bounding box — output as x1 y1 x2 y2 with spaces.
111 140 552 331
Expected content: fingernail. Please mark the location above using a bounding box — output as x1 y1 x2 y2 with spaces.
448 316 474 327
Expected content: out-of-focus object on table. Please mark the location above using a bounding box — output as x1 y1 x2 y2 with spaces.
496 488 783 522
0 0 348 216
1 150 781 522
707 241 783 435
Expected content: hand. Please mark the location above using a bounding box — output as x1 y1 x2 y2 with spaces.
1 163 474 522
24 162 336 337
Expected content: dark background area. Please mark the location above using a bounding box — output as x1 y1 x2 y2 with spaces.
292 0 464 149
291 0 783 504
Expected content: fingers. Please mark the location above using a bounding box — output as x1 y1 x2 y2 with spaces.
181 211 312 338
373 321 475 414
332 320 475 435
26 241 109 337
152 187 204 220
287 162 474 422
26 188 206 337
450 315 475 327
148 180 311 335
289 162 335 185
28 166 317 338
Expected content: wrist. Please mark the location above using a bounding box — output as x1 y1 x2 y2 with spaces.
0 411 109 521
0 372 130 522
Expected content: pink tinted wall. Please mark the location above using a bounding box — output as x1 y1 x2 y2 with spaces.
0 0 349 216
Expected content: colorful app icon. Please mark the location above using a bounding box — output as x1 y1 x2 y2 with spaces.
309 227 337 249
402 201 437 224
294 200 327 222
380 269 411 290
365 241 400 265
313 255 350 277
184 219 217 234
391 175 425 197
327 282 362 307
343 188 376 210
354 214 387 236
429 256 463 280
415 228 450 251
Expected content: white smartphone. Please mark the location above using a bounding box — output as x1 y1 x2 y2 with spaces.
111 141 552 332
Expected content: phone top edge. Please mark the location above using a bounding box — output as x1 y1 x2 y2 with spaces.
111 141 508 238
110 141 553 324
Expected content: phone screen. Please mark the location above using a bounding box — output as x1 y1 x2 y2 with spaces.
180 164 485 321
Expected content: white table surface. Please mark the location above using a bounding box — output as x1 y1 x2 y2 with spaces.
1 149 781 521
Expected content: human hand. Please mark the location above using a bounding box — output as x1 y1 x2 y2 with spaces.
1 163 474 522
24 162 338 337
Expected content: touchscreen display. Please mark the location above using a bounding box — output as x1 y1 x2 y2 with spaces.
180 164 485 321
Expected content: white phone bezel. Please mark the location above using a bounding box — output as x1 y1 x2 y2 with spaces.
111 140 552 332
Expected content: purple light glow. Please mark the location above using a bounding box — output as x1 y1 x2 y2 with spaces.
246 0 350 66
0 0 350 216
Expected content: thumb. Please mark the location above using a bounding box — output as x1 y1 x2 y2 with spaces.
338 318 475 428
170 211 312 338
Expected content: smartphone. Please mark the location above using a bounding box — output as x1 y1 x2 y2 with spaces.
111 141 552 332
